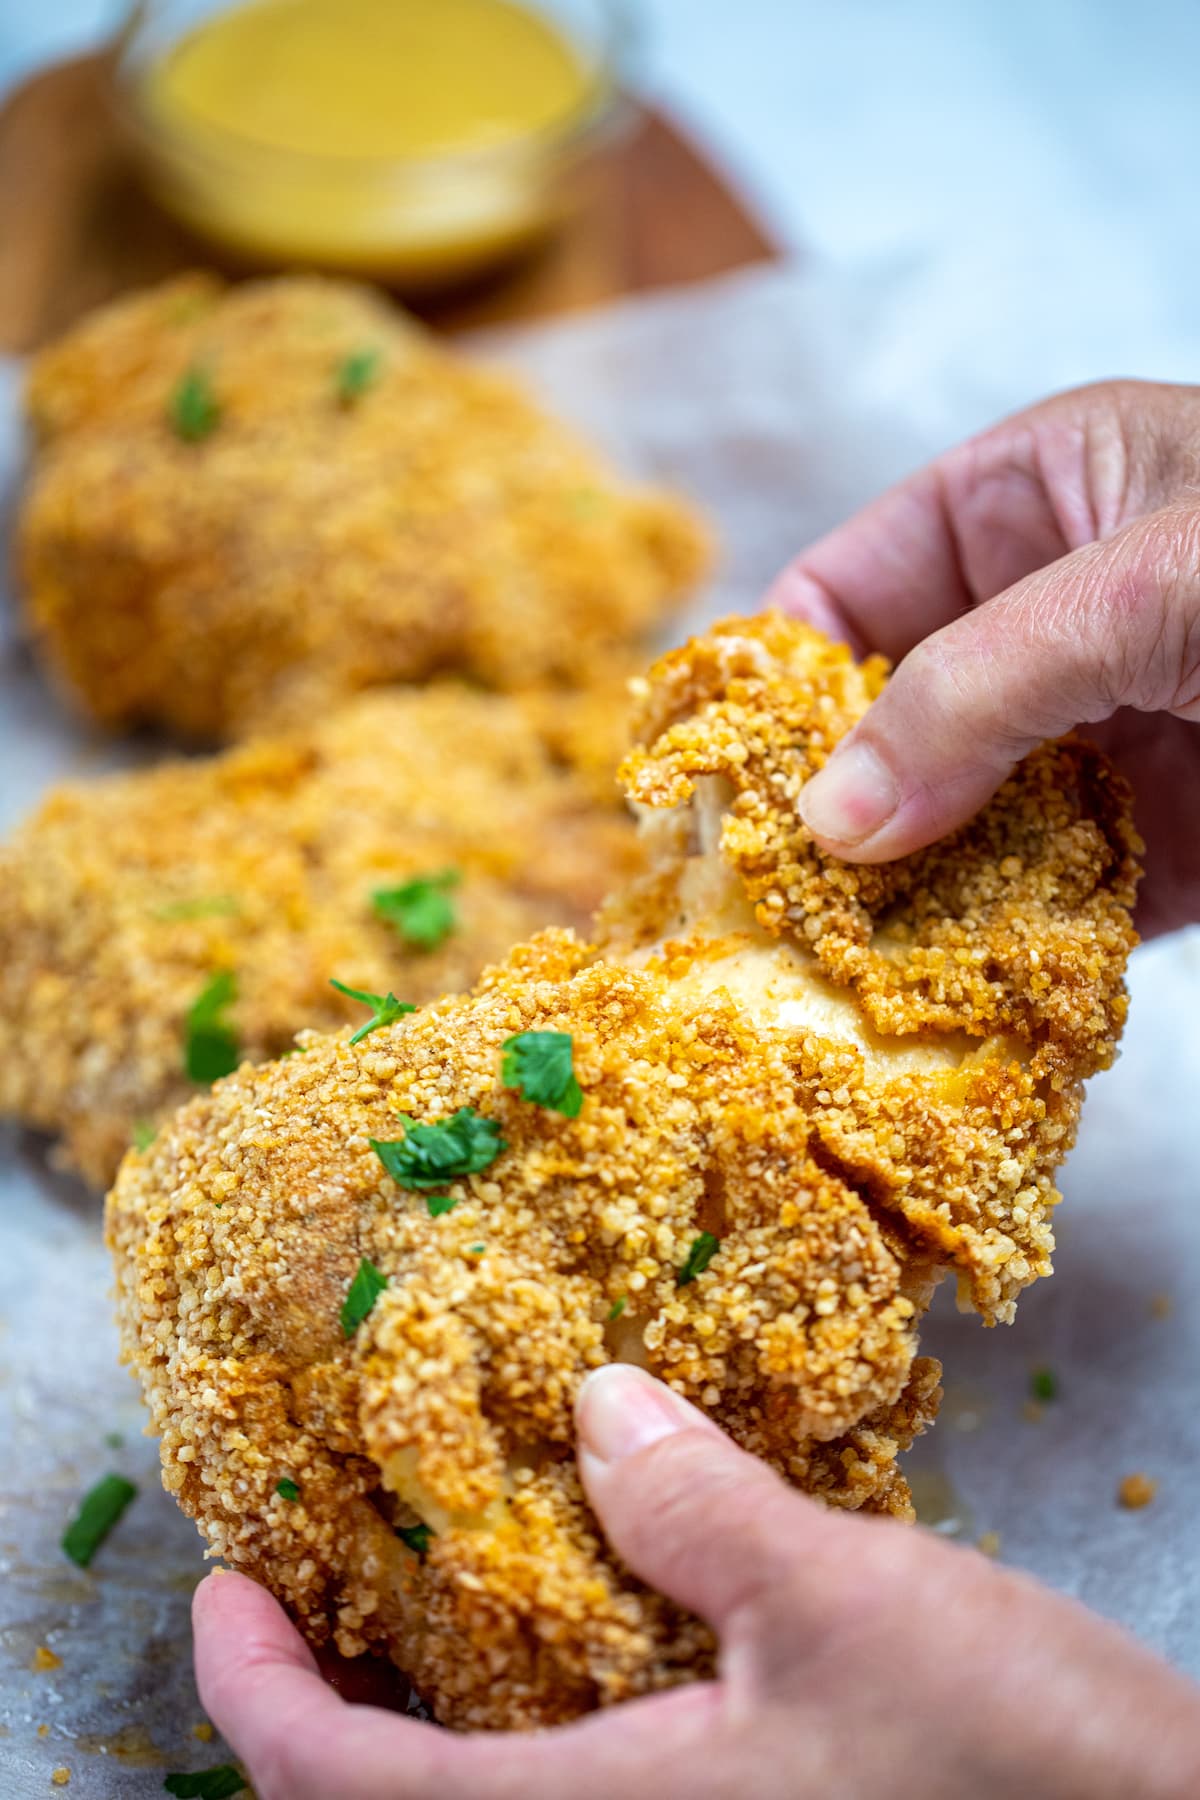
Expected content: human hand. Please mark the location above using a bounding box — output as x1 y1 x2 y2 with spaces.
767 379 1200 935
193 1363 1200 1800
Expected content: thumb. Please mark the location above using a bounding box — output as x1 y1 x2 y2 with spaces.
794 503 1200 862
576 1364 842 1633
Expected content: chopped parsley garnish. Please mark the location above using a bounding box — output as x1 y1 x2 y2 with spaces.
169 367 220 442
184 971 239 1084
395 1521 434 1559
62 1473 138 1568
329 977 416 1046
153 896 240 922
164 1771 247 1800
337 347 382 404
372 870 460 951
606 1295 628 1322
275 1478 300 1502
103 1431 124 1450
1031 1367 1058 1403
132 1122 157 1153
340 1258 388 1337
468 1243 485 1255
371 1109 506 1215
501 1030 583 1118
677 1232 720 1288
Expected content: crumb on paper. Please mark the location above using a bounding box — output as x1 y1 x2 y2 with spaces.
50 1771 70 1788
37 1724 49 1738
1021 1399 1044 1424
977 1531 1002 1558
1150 1293 1172 1321
1118 1472 1158 1510
31 1646 62 1673
192 1722 214 1742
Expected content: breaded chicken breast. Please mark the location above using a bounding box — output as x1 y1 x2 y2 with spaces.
106 616 1139 1730
0 686 636 1189
17 274 708 742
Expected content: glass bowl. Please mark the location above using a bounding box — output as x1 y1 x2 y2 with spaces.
111 0 635 289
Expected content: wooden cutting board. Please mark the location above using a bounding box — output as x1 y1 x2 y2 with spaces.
0 50 777 353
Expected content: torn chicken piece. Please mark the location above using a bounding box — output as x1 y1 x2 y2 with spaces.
18 273 709 742
0 685 636 1189
606 611 1141 1322
107 614 1138 1730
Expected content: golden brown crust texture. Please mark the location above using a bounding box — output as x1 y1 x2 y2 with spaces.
107 614 1138 1730
19 273 710 741
107 934 940 1730
610 612 1141 1319
0 686 636 1187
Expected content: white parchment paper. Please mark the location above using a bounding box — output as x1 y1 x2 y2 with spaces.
0 265 1197 1799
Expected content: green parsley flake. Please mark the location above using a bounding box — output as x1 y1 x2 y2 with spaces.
371 1109 506 1215
501 1030 583 1117
184 971 240 1084
62 1473 138 1568
169 367 220 442
276 1477 300 1502
468 1243 486 1255
152 896 240 922
132 1122 157 1153
372 870 460 951
329 977 416 1046
395 1521 434 1559
1031 1367 1058 1403
103 1431 124 1450
677 1232 720 1288
163 1770 247 1799
606 1295 628 1322
340 1258 388 1337
337 347 382 403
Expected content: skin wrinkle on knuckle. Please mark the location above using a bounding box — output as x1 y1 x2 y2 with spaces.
1158 509 1200 711
1089 509 1200 711
1082 390 1147 533
619 1441 793 1623
725 1511 861 1673
887 633 1022 766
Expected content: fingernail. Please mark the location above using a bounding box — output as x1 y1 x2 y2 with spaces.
798 741 899 846
577 1364 699 1466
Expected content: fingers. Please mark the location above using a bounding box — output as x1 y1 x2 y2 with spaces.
576 1364 844 1640
765 463 974 659
766 379 1189 664
193 1570 452 1800
795 503 1200 861
193 1567 722 1800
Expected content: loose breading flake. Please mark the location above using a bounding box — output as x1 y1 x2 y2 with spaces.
19 273 710 742
107 615 1138 1732
0 685 638 1189
1118 1472 1158 1510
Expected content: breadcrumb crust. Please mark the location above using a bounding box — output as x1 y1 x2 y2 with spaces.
18 274 708 742
107 615 1138 1730
0 686 636 1188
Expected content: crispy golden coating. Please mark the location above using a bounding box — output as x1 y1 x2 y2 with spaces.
609 612 1142 1320
106 615 1138 1730
0 686 635 1188
18 273 709 741
107 934 942 1730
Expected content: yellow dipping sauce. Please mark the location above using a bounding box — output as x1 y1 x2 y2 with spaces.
131 0 604 283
